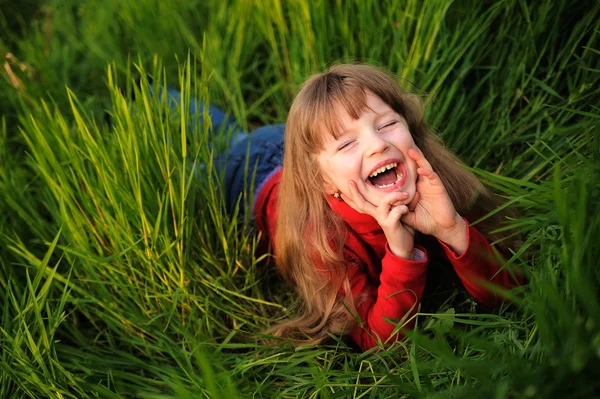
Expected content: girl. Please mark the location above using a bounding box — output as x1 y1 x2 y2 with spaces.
175 63 522 351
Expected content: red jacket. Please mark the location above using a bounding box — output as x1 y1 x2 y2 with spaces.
254 168 520 351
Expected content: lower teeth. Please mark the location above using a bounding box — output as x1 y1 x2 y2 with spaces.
374 172 403 189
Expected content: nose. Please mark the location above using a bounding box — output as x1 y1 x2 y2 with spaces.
364 129 389 157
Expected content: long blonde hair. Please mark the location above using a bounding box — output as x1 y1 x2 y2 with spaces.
271 63 517 345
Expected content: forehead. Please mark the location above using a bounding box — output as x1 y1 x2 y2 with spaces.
330 93 396 134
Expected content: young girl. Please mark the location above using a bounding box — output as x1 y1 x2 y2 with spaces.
174 63 522 351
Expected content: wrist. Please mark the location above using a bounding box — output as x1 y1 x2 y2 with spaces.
389 245 415 260
437 216 468 255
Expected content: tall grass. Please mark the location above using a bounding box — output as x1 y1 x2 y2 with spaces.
1 0 599 397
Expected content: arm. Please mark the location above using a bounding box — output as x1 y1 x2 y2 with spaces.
438 218 524 308
346 245 428 351
397 149 523 309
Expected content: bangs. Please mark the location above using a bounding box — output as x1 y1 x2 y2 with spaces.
308 75 372 150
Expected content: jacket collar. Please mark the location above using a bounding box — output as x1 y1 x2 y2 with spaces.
327 196 382 234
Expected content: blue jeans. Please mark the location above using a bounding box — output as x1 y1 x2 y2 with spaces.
161 87 285 216
215 124 285 217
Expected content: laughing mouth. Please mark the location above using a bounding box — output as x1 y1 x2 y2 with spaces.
367 162 404 189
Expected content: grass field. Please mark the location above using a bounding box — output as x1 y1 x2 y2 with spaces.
1 0 599 397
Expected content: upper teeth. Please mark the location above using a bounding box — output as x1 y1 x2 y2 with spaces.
369 163 398 178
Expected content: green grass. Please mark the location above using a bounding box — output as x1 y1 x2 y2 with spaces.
1 0 599 397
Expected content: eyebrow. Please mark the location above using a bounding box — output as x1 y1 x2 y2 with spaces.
375 110 397 119
335 128 351 139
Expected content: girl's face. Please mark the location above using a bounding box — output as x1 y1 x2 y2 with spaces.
317 92 420 211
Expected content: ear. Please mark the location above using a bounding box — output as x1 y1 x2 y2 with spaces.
322 181 337 196
319 172 338 195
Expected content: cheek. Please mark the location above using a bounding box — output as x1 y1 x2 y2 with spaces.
405 153 420 185
321 152 364 189
404 135 418 150
328 158 352 180
319 159 345 192
410 159 420 182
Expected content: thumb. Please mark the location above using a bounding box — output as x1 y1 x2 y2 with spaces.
401 210 417 229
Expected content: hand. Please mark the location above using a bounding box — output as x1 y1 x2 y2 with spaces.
342 181 415 259
400 148 465 244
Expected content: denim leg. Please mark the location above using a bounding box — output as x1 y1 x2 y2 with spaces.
219 124 285 216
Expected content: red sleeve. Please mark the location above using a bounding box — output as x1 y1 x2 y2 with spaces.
347 246 428 351
438 218 524 308
253 169 282 255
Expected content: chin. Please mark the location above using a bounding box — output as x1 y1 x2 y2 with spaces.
406 190 419 211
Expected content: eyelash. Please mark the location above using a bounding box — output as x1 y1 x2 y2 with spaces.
378 121 397 131
338 141 354 151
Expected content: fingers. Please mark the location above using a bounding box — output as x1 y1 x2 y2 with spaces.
343 181 410 220
408 148 434 171
408 148 439 183
382 204 414 235
417 167 440 182
386 204 409 221
377 191 410 221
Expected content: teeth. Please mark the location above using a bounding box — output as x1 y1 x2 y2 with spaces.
372 171 404 189
369 162 398 178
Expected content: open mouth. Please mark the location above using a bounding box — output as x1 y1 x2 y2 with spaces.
367 162 405 189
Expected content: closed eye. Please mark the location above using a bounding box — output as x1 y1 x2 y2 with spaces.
337 141 354 151
377 121 397 131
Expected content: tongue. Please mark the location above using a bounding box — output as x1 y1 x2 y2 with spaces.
370 168 397 187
